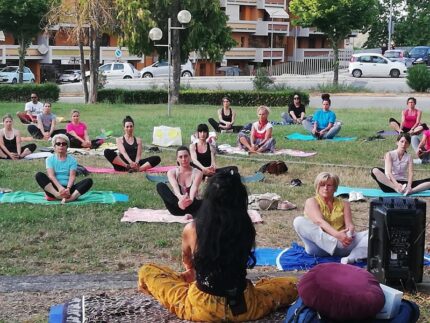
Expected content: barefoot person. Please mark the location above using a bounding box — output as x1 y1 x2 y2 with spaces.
27 102 66 140
104 116 160 172
389 97 427 135
208 96 242 133
156 146 203 217
371 133 430 195
412 130 430 163
281 93 306 125
0 114 36 159
293 172 368 264
66 109 103 149
238 105 275 153
16 92 44 124
35 134 93 203
139 170 298 321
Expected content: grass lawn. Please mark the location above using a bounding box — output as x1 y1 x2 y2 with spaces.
0 101 429 321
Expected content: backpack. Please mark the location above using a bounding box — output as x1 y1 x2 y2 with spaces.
259 160 288 175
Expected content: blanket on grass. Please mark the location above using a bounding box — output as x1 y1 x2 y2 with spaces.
377 130 399 136
335 186 430 198
286 132 357 142
85 165 176 174
23 152 53 160
0 191 128 204
145 171 265 184
217 144 317 157
121 208 263 224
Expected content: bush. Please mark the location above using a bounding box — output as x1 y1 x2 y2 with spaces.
98 89 310 107
406 65 430 92
253 68 274 91
0 83 60 102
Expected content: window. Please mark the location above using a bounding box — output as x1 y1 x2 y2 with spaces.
24 67 31 73
372 56 387 64
358 56 372 63
99 64 112 72
113 63 123 70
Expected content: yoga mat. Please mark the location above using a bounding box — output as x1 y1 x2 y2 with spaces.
0 191 128 205
121 208 263 224
286 132 357 142
145 172 265 184
377 130 399 136
23 152 53 160
86 165 176 174
335 186 430 197
218 144 316 157
253 248 283 266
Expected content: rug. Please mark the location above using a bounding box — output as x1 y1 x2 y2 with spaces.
335 186 430 198
121 208 263 224
218 144 317 157
0 191 128 205
146 172 265 184
286 132 357 142
86 165 176 174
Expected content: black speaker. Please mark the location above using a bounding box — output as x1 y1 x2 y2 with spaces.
367 197 426 287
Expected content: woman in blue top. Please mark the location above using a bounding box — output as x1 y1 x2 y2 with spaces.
35 134 93 203
303 93 341 139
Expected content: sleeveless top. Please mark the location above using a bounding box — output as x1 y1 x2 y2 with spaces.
252 121 272 140
2 133 17 153
221 108 233 123
176 167 197 195
121 136 138 161
195 143 212 167
386 150 410 181
310 195 345 231
403 109 419 129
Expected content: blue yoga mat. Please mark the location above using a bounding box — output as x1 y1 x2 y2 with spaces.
336 186 430 197
0 191 129 204
286 132 357 141
253 248 283 266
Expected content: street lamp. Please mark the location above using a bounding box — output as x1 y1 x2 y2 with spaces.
149 10 192 117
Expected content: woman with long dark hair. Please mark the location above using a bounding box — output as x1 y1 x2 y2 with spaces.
0 114 36 159
139 170 297 321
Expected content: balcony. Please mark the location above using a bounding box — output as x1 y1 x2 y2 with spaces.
227 21 257 33
223 47 284 63
291 48 353 62
0 45 45 63
226 0 257 6
256 48 285 62
224 48 258 60
255 20 289 36
257 0 285 9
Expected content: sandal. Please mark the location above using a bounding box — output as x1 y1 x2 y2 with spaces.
278 200 297 210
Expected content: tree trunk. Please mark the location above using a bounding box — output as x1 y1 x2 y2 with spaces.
170 0 181 105
88 25 99 104
78 29 89 104
331 41 339 85
17 36 27 84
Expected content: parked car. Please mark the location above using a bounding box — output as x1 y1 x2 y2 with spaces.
409 46 430 66
140 60 194 78
94 62 139 80
217 66 242 76
57 69 82 83
383 49 413 67
0 66 35 84
349 53 407 78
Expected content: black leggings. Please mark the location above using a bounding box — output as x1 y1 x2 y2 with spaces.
104 149 161 171
208 118 243 133
389 118 428 132
156 182 202 216
67 134 102 149
0 143 36 158
28 125 66 139
35 172 93 198
371 167 430 192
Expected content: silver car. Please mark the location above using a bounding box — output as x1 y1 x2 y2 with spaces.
140 60 194 78
57 70 82 83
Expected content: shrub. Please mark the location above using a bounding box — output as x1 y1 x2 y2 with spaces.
406 65 430 92
253 68 274 91
97 89 310 107
0 83 60 102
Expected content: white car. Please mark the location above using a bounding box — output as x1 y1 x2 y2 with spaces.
349 53 407 78
140 60 194 78
0 66 35 84
98 62 140 79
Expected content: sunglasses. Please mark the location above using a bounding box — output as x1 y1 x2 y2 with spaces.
55 142 68 147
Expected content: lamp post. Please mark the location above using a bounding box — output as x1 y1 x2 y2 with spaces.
388 0 393 50
149 10 192 117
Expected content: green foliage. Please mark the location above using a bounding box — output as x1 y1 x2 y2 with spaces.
0 83 60 102
313 83 371 93
406 65 430 92
253 68 274 91
98 89 310 107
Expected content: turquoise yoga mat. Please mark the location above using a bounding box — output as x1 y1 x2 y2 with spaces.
0 191 129 204
335 186 430 197
286 132 357 141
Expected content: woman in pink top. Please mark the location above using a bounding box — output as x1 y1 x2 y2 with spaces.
389 97 428 135
238 105 275 153
66 109 103 149
412 129 430 163
371 133 430 194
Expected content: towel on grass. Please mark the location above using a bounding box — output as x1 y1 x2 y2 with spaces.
121 208 263 224
86 165 176 174
286 132 357 142
0 191 128 204
335 186 430 197
218 144 317 157
23 152 53 160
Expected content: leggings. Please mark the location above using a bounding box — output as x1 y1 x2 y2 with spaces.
28 125 66 139
66 134 103 149
370 167 430 192
389 118 428 132
208 118 243 133
35 172 93 198
156 182 202 216
104 149 161 171
0 143 36 158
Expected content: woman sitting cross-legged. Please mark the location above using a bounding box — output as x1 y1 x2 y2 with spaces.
104 116 160 172
238 105 275 153
208 96 242 133
293 172 368 264
139 169 298 321
371 133 430 194
412 130 430 164
0 114 36 159
389 97 427 135
156 146 203 217
66 109 103 149
35 134 93 203
27 102 66 140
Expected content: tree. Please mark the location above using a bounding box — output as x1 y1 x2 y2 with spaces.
117 0 236 106
289 0 378 84
47 0 117 103
0 0 51 83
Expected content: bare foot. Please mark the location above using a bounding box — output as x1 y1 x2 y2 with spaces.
61 198 67 204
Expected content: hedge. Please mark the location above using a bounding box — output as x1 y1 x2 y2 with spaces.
97 89 310 107
0 83 60 102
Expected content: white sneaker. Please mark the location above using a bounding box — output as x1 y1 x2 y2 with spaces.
355 192 365 202
348 191 357 202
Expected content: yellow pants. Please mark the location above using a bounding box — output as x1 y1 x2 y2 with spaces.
138 263 298 322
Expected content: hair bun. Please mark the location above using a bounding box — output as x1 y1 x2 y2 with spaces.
321 93 330 101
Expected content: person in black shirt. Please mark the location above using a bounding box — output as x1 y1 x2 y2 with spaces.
281 93 306 125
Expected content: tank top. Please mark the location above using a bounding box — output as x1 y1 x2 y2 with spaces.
221 108 233 123
195 143 212 167
121 136 138 161
387 150 410 181
307 195 345 231
2 132 17 153
403 109 419 129
176 167 197 195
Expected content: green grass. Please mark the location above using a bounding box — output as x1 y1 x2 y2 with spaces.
311 82 372 93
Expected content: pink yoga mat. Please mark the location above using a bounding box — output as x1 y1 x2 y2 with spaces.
85 165 176 174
